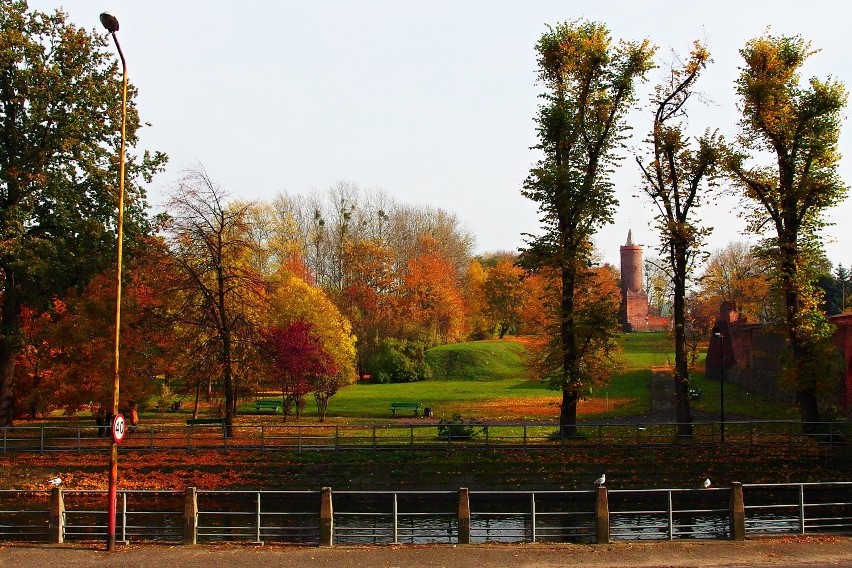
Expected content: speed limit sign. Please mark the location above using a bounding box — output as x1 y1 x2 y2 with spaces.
112 413 126 443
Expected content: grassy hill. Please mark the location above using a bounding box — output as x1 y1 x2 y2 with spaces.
425 339 528 381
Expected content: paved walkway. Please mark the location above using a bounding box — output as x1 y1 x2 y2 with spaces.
2 538 851 567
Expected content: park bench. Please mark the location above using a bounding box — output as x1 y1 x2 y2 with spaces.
186 417 225 427
390 402 421 416
689 388 703 401
255 400 282 413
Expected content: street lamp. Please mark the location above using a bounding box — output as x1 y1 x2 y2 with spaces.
100 11 127 552
712 325 726 444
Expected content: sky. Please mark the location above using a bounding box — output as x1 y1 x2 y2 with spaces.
29 1 852 268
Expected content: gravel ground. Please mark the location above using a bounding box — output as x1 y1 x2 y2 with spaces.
2 537 851 568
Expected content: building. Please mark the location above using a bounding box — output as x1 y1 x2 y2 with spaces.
619 230 670 332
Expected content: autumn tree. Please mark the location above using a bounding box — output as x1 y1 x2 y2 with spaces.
463 259 490 340
700 242 774 322
483 258 526 338
265 272 357 421
643 258 674 317
338 239 398 374
163 166 265 433
724 33 848 428
684 292 717 365
398 236 467 345
19 239 178 416
636 42 721 435
260 320 335 421
521 20 654 433
526 263 622 414
0 3 166 426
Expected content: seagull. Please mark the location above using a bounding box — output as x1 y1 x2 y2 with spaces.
48 477 62 486
594 473 606 487
703 478 712 489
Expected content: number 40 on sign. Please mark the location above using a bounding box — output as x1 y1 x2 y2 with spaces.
112 413 126 443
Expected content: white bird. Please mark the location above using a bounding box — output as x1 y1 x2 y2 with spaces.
48 477 62 486
703 478 712 489
594 473 606 486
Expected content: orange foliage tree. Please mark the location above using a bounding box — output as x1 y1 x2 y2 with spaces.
524 262 622 419
483 258 527 339
13 240 178 418
398 236 467 345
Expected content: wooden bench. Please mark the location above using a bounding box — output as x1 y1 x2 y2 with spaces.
186 417 225 426
255 400 282 413
689 388 703 401
390 402 421 416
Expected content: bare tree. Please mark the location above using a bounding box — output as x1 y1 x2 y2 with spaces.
163 166 264 435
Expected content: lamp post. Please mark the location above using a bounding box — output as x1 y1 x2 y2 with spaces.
100 11 127 552
712 325 725 444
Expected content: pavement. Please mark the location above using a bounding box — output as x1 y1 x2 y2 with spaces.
2 537 852 568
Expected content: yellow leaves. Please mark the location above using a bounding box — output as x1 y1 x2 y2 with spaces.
266 273 357 384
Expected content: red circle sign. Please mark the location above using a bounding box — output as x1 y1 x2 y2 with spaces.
112 413 126 443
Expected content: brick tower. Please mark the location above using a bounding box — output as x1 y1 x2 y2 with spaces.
619 230 650 332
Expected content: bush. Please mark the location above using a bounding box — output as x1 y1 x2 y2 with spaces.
365 338 433 383
437 413 483 440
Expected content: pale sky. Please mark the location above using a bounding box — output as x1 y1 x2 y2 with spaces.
31 1 852 268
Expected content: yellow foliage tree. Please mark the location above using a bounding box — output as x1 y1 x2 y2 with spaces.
265 273 357 420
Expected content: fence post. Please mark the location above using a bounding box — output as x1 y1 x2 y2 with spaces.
320 487 333 546
183 487 198 545
729 482 745 541
595 486 610 544
457 487 471 544
530 493 536 543
49 487 65 544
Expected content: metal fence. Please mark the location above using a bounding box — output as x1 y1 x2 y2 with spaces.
1 482 850 545
2 420 850 453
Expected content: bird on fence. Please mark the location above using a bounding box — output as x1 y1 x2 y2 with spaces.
703 478 712 489
48 477 62 486
594 473 606 486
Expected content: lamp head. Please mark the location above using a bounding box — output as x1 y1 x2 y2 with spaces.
100 12 120 33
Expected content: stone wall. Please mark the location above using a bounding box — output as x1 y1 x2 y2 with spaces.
707 304 852 417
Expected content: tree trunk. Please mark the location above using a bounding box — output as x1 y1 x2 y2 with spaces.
560 385 578 436
560 256 579 436
779 233 820 430
0 277 22 428
672 253 693 436
0 341 15 428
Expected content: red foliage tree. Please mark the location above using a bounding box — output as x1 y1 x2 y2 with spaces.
260 320 336 421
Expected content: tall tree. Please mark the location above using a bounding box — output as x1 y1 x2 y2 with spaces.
636 42 720 435
521 20 654 433
725 33 848 428
0 3 166 425
526 263 622 412
163 166 265 434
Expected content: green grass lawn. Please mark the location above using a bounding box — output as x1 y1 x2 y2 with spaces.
41 333 794 426
425 340 527 381
271 334 679 422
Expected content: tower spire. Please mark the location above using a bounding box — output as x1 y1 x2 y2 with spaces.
626 229 633 246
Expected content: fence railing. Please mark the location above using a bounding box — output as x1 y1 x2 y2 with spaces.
2 420 849 453
1 482 850 545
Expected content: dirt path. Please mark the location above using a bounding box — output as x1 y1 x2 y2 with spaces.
2 537 851 568
584 368 717 426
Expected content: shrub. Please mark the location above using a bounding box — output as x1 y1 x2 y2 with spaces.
437 413 483 440
365 338 433 383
